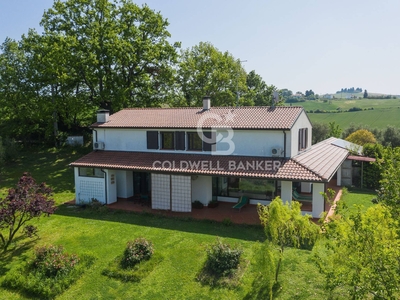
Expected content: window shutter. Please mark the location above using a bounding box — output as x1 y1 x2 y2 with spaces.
175 131 185 150
298 129 302 151
305 128 308 148
147 131 159 149
203 131 216 152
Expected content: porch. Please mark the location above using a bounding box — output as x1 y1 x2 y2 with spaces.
106 179 341 225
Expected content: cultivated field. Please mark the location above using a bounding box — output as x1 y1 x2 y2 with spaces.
287 98 400 129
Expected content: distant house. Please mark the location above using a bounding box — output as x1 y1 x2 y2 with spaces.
322 94 333 99
70 97 366 218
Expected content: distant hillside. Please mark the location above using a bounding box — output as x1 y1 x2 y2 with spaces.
323 91 399 99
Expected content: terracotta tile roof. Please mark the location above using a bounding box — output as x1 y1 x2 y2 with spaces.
92 106 305 130
293 138 349 181
70 151 323 182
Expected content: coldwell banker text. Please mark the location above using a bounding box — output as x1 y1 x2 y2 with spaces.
152 160 281 171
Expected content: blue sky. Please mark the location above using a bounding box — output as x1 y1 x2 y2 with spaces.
1 0 399 95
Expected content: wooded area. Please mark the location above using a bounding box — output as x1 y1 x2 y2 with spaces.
0 0 278 145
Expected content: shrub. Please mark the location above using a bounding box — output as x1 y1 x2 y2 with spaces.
103 253 163 282
1 245 95 299
121 238 154 269
33 245 79 277
192 200 204 209
205 239 243 276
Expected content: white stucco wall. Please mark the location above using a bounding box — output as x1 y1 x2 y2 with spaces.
215 129 285 157
93 128 289 157
94 128 147 151
116 170 133 198
191 175 212 206
106 169 117 204
312 183 325 218
74 167 106 204
289 111 312 157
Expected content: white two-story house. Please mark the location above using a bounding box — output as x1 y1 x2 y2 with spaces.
70 97 355 218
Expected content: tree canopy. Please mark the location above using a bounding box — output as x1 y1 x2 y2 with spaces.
0 0 180 143
314 204 400 299
345 129 376 146
177 42 247 107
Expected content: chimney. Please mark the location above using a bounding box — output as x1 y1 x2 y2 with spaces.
97 109 110 123
203 96 211 110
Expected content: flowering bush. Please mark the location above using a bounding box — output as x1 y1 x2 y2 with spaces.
33 245 79 277
121 238 154 269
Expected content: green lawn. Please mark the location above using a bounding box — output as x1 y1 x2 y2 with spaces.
0 147 377 299
340 188 376 213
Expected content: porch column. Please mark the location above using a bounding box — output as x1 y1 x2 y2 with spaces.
337 165 342 186
312 183 325 218
116 170 133 198
280 181 292 204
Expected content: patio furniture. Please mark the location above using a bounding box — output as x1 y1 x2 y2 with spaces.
232 196 249 211
292 190 312 202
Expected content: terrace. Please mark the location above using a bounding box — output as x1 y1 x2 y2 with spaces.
107 180 341 225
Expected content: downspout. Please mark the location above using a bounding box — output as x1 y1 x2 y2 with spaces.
101 169 108 205
283 131 287 158
93 129 98 143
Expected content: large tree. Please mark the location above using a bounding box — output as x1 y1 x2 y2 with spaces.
177 42 247 107
40 0 180 111
0 0 180 143
245 70 278 106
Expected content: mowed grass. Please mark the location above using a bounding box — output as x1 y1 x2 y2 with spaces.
0 147 375 299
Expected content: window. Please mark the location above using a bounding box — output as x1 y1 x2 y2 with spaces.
187 132 202 151
79 167 104 178
212 177 276 200
298 128 308 151
161 132 175 149
147 130 215 152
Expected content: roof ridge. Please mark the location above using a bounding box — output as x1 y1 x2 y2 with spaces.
121 106 304 110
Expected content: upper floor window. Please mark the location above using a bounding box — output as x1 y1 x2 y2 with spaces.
187 132 202 151
298 128 308 151
146 130 214 152
161 132 175 149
